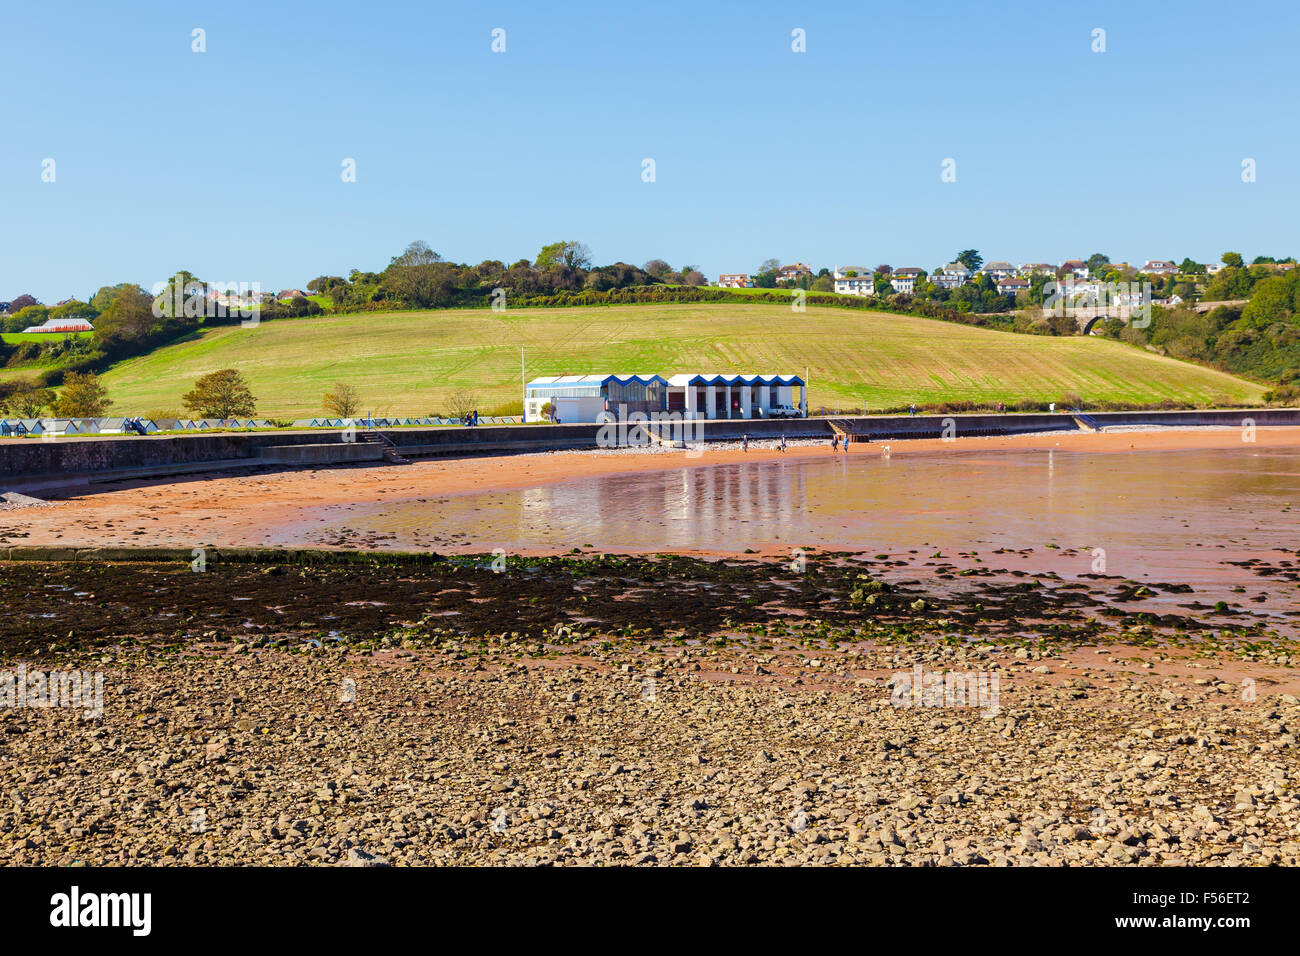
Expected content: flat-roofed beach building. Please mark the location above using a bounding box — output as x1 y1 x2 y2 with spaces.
524 372 807 422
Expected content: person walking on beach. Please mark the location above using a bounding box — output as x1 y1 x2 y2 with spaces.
780 434 787 454
832 433 840 453
742 433 749 453
843 432 851 452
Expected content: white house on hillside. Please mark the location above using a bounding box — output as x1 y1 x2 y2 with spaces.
931 263 971 289
833 273 874 296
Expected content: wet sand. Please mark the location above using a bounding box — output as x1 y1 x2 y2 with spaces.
5 426 1299 556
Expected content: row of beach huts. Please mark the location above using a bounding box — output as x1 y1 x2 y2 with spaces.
1 416 524 437
0 417 279 437
288 416 523 428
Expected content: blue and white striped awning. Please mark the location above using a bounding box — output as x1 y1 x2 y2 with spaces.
665 373 805 387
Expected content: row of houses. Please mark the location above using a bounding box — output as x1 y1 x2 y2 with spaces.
831 260 1192 298
718 259 1199 298
717 263 813 288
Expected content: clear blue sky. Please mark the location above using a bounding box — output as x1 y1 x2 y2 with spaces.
3 0 1298 302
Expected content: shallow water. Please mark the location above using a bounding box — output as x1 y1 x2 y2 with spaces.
310 446 1300 597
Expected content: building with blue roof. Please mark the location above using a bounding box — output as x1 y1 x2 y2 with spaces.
523 372 806 423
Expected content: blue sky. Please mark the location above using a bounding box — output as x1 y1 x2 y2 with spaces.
2 0 1298 302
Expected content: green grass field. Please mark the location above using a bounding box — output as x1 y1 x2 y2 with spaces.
1 331 94 344
93 303 1266 418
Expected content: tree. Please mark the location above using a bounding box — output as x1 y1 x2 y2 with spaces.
1222 251 1244 269
5 381 53 417
50 299 96 320
308 275 346 293
536 241 592 271
152 270 207 318
51 372 110 418
389 241 442 268
756 258 782 274
182 369 257 418
1047 312 1079 336
683 270 706 287
11 305 49 328
322 382 363 418
446 389 479 419
1085 253 1111 275
380 260 460 308
89 283 137 314
955 249 983 272
7 294 39 313
642 259 673 279
1241 277 1294 327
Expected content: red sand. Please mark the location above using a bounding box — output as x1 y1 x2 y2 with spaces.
5 426 1299 552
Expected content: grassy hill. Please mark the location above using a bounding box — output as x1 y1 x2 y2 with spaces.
95 303 1267 418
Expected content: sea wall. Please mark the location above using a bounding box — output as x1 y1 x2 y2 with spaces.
2 409 1296 493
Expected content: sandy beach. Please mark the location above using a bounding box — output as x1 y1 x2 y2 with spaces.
5 425 1299 554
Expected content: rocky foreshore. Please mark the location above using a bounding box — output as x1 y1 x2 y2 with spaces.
4 624 1298 866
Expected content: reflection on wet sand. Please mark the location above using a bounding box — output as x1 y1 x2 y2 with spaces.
463 459 811 553
315 446 1298 593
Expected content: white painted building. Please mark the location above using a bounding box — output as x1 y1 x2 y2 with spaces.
524 373 808 423
833 275 874 296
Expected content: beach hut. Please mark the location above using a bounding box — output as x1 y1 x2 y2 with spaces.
94 417 128 434
39 418 80 436
15 419 43 436
0 420 17 437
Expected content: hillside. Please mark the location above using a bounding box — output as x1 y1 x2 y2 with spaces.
95 303 1267 418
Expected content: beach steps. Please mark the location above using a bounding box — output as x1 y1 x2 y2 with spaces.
1072 414 1103 433
360 430 411 464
